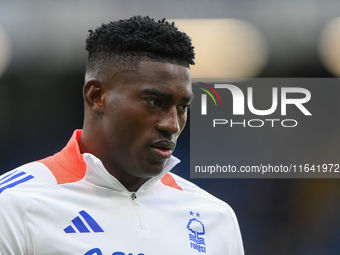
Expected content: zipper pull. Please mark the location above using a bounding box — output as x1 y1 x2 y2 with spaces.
131 193 137 200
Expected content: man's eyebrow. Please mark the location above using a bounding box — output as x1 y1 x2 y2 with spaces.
142 88 173 100
142 88 194 102
187 93 194 102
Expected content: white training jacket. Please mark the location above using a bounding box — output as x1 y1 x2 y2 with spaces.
0 130 244 255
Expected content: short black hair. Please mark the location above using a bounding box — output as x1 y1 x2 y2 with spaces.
85 16 195 72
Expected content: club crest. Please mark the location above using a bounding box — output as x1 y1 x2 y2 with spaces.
187 211 206 253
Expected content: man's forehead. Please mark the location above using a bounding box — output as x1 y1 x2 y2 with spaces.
136 60 190 76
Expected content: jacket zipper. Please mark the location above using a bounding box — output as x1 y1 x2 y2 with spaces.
131 192 147 230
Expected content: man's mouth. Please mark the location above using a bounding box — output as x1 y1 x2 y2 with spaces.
150 140 176 159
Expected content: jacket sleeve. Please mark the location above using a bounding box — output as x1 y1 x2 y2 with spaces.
0 171 29 254
231 208 245 255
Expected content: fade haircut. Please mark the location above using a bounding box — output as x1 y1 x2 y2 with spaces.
85 16 195 74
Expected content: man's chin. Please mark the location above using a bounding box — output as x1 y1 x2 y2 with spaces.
140 160 168 178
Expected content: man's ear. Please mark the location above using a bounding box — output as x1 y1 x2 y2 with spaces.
83 78 106 115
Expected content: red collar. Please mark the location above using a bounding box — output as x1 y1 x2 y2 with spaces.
39 129 182 191
39 130 86 184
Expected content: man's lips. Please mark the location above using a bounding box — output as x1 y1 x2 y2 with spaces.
150 140 176 159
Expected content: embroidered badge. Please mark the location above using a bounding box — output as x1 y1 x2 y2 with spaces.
187 211 206 253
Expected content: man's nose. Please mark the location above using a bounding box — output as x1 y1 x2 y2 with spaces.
156 107 181 135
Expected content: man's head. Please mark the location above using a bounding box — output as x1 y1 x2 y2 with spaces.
80 16 195 191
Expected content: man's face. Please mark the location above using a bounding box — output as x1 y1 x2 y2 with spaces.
100 60 192 180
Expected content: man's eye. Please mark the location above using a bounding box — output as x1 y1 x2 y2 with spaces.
177 104 190 112
146 98 162 107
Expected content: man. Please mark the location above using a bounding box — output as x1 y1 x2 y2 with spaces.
0 16 244 254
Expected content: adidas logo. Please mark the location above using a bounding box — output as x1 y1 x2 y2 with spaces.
0 170 34 194
64 210 104 233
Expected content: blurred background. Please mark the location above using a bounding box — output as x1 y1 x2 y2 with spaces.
1 0 340 254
